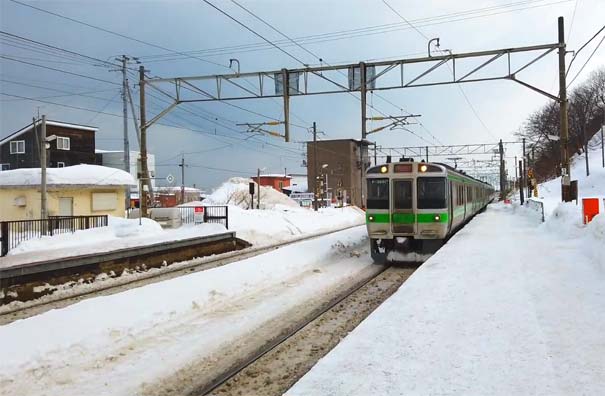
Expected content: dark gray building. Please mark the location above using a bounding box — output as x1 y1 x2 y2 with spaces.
0 120 97 171
306 139 370 207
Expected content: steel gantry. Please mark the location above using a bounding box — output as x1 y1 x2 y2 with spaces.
136 17 573 213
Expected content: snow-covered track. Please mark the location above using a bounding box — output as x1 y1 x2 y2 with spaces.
0 224 362 324
192 265 416 396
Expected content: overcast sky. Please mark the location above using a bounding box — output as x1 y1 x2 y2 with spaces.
1 0 604 190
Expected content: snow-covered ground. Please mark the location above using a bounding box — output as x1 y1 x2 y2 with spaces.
287 208 605 394
535 135 605 216
1 205 364 266
0 226 373 396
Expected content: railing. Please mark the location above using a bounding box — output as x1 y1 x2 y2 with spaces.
203 205 229 229
177 207 195 224
526 198 545 222
0 215 108 256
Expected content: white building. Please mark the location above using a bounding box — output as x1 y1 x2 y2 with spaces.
95 150 156 194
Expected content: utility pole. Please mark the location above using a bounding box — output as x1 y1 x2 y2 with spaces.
374 143 378 165
257 168 261 209
498 139 505 200
558 16 571 202
518 160 524 205
40 115 47 219
601 125 604 168
583 125 590 176
139 65 150 217
425 146 429 162
522 138 527 201
119 55 131 210
179 154 185 204
313 121 319 211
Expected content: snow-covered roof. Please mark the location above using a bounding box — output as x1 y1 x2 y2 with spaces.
0 120 98 146
0 164 135 188
257 174 292 179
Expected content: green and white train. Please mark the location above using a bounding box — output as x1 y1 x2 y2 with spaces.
365 160 494 263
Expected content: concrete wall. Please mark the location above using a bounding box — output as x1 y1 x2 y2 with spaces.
306 140 370 207
0 187 126 221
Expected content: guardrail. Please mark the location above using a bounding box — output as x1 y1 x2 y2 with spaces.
0 215 108 257
526 198 545 222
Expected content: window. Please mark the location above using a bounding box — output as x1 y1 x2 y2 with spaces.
57 162 65 168
1 163 9 171
393 180 412 209
417 177 446 209
367 178 389 209
57 136 70 150
10 140 25 154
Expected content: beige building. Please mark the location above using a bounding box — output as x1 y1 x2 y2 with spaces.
0 164 134 221
306 139 370 207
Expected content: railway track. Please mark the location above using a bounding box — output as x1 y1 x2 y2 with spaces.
0 224 363 325
189 265 417 396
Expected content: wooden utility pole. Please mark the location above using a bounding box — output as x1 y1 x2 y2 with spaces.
518 160 524 205
120 55 131 210
179 154 185 204
40 115 47 219
313 122 318 211
558 16 571 202
498 139 505 200
139 65 150 216
257 168 261 209
522 138 527 201
601 125 604 168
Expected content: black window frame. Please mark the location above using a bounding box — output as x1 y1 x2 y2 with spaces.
417 177 447 209
367 178 390 209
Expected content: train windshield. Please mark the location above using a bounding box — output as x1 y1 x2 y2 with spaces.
417 177 446 209
367 178 389 209
393 180 412 209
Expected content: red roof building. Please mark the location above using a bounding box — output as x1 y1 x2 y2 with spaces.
253 174 291 192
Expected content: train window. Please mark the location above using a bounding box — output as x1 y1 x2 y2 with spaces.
417 177 446 209
393 180 412 209
367 178 390 209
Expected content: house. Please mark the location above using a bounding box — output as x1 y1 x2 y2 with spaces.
253 174 291 192
154 186 202 206
95 150 157 194
0 120 97 171
306 139 371 207
0 164 135 221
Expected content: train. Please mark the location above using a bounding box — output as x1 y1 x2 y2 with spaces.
365 159 494 263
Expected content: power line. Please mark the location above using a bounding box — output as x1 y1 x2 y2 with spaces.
566 23 605 75
0 55 120 85
381 0 429 41
8 0 228 69
567 33 605 87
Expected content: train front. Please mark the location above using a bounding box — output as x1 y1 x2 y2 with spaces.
365 162 449 264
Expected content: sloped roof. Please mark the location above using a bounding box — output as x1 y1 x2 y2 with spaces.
0 120 98 146
0 164 135 188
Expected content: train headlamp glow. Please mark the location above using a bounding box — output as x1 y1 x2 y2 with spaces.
380 166 388 173
434 215 441 221
420 164 428 172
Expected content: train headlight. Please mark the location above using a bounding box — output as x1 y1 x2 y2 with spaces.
380 166 388 173
420 164 428 172
434 215 441 222
368 215 375 222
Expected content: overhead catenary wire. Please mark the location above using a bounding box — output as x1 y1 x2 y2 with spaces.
567 33 605 87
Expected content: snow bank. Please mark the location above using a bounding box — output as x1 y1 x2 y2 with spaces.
537 134 605 216
0 164 135 187
228 205 365 245
287 203 605 395
1 217 227 266
203 177 298 209
0 227 371 396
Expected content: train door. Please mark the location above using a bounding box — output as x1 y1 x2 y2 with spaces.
447 181 453 233
391 179 414 235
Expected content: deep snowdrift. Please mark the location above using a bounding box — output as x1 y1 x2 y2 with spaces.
202 177 298 209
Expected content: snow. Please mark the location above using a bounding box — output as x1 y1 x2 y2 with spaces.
0 226 372 396
535 134 605 216
287 203 605 396
0 164 135 187
203 177 298 209
0 216 227 266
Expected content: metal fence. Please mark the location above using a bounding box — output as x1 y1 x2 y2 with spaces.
1 215 108 256
202 205 229 229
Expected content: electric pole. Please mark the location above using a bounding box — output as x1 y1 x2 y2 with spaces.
499 139 505 200
558 16 571 202
313 122 318 211
257 168 261 209
601 125 604 168
179 154 185 204
40 115 47 219
522 138 527 201
118 55 131 210
139 65 151 216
